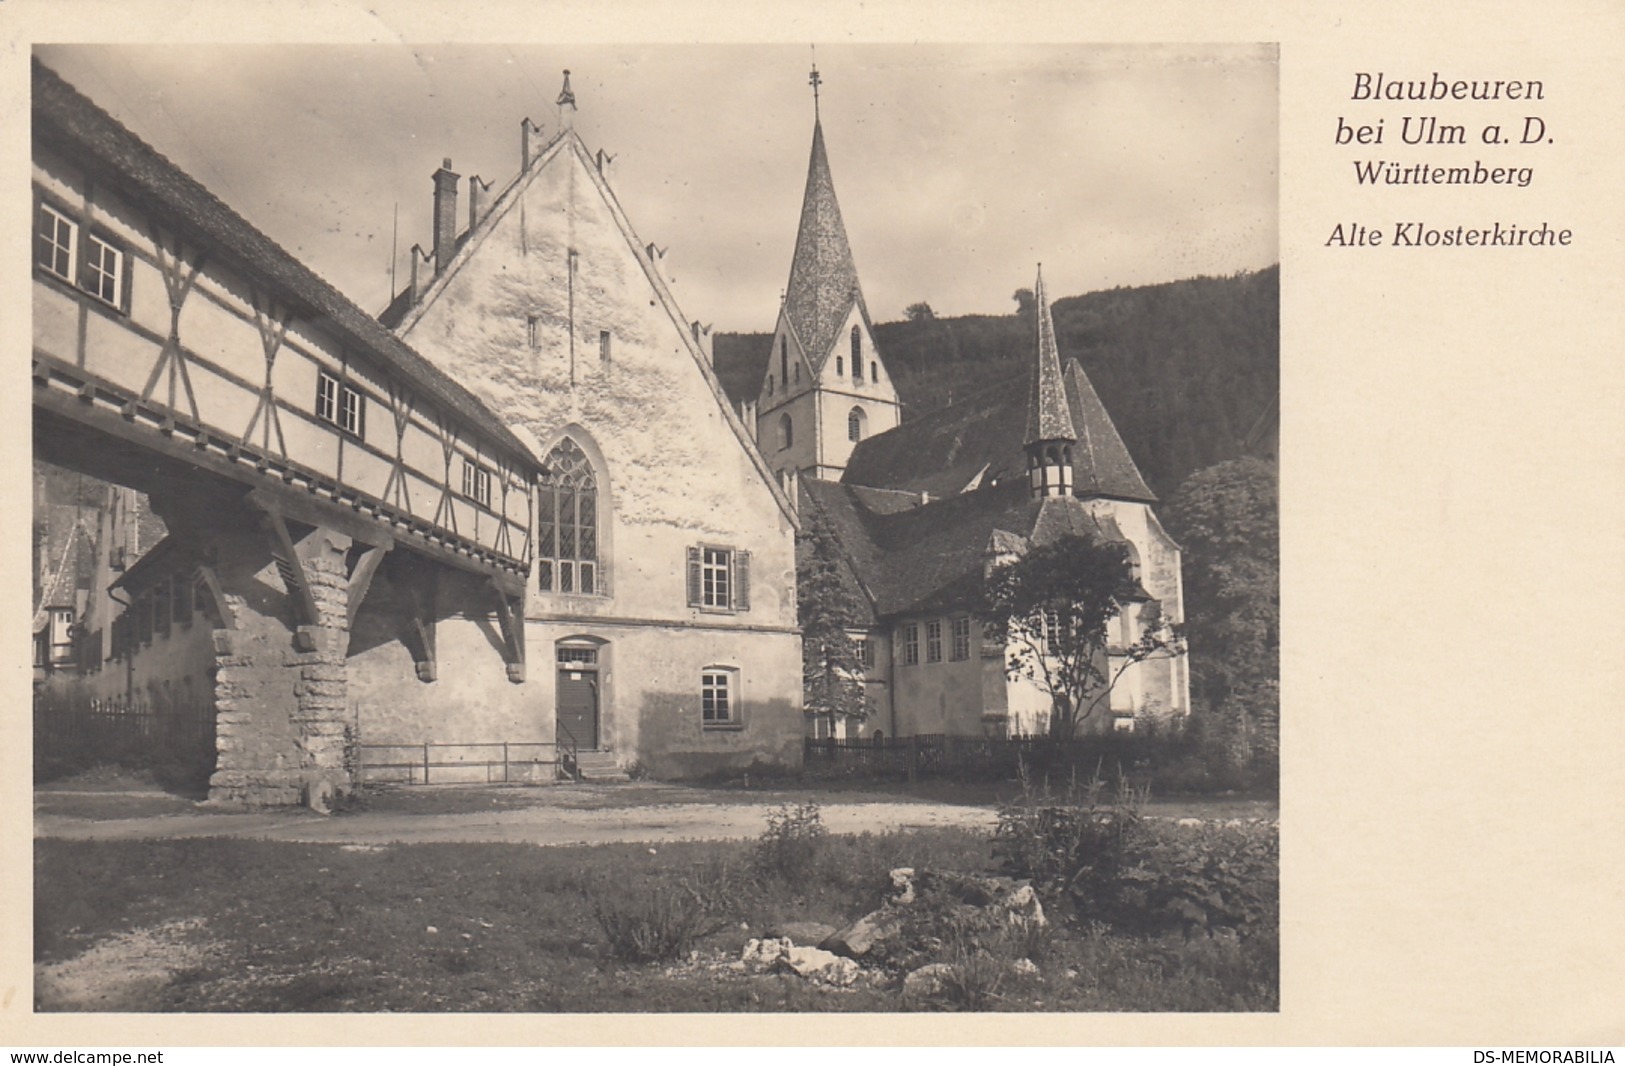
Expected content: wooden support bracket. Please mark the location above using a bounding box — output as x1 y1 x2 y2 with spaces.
346 544 390 631
490 577 527 683
260 507 321 631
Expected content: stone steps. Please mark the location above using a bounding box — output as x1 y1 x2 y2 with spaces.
564 749 631 783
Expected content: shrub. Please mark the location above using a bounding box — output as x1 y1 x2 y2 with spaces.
936 941 1007 1011
589 864 734 963
754 802 828 882
1112 819 1278 937
992 764 1147 924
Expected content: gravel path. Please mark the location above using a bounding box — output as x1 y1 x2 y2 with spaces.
34 794 1000 847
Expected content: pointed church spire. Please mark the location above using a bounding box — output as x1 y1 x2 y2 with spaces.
557 69 576 130
782 89 865 373
1024 265 1078 498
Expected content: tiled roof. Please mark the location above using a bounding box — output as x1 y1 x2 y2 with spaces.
32 60 538 471
1062 359 1156 501
782 120 866 370
1025 267 1075 444
841 356 1156 504
32 520 93 630
803 479 1134 620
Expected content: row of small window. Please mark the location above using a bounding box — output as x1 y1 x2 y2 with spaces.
317 370 498 507
527 317 613 363
898 617 974 667
765 328 879 396
775 406 868 452
36 202 128 308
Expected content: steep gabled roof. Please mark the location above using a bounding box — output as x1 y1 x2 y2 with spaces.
32 519 93 630
1062 358 1156 501
1025 267 1075 445
842 354 1157 504
803 478 1136 620
31 60 538 473
782 120 867 371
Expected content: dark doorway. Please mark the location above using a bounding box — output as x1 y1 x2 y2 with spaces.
556 644 599 750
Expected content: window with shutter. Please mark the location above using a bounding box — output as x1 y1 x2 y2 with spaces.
687 546 703 607
734 551 751 611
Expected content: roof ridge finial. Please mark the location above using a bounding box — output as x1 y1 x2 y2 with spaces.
557 69 577 131
808 46 822 121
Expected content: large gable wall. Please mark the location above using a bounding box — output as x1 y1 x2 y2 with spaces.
398 140 797 627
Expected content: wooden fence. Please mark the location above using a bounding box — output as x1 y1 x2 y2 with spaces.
34 688 216 779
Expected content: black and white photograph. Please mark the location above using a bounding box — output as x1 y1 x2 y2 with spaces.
27 41 1281 1015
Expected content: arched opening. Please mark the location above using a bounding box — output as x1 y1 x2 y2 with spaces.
779 413 794 451
836 356 844 376
848 405 867 443
539 435 602 595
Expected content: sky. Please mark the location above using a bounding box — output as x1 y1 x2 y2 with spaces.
36 43 1278 332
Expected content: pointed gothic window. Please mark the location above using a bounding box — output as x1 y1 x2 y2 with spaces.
780 336 789 386
836 356 844 376
851 325 861 367
538 437 601 595
779 413 794 451
848 406 867 443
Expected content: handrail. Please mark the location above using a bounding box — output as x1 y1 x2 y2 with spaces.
555 719 581 783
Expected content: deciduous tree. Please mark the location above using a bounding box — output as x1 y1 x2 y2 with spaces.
977 534 1182 739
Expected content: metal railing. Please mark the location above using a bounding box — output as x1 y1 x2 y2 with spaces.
357 741 559 786
554 720 582 784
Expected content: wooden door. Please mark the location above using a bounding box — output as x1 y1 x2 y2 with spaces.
556 649 599 750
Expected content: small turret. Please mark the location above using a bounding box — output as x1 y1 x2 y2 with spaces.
1023 265 1076 499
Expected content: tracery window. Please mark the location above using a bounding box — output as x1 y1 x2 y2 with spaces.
537 437 600 595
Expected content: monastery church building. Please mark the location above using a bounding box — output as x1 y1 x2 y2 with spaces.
732 79 1191 740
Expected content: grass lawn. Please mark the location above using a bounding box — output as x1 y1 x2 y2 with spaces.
36 820 1277 1013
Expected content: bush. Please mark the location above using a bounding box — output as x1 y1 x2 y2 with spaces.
754 802 828 882
992 765 1147 924
589 864 734 963
1112 819 1278 937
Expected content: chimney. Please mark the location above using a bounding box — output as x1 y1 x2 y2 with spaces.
408 243 434 303
468 175 491 232
521 117 543 169
432 158 459 276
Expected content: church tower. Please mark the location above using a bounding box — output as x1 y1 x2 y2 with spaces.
1024 265 1076 499
757 62 901 493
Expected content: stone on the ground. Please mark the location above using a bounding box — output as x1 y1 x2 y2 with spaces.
912 870 1046 928
739 937 793 971
768 920 838 947
778 945 860 986
1013 957 1040 977
901 962 955 998
820 909 904 958
887 867 917 904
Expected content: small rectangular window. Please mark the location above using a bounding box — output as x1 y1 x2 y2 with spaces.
462 459 492 507
926 621 943 663
599 330 611 363
36 203 76 281
702 670 734 725
81 232 125 307
902 624 919 666
951 617 971 661
317 370 366 439
854 637 871 672
527 315 540 350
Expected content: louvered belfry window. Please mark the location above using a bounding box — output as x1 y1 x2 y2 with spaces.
538 438 600 595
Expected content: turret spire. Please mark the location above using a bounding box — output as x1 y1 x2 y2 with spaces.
1024 264 1078 498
